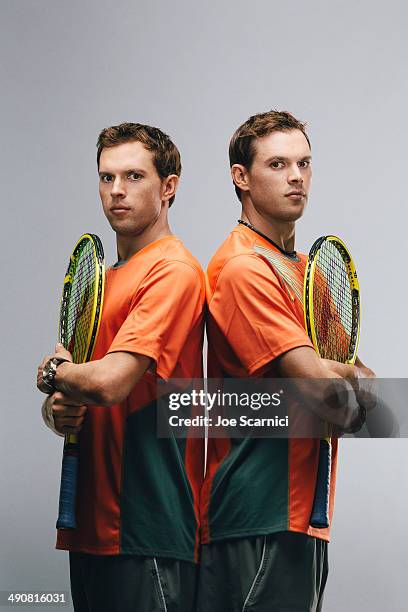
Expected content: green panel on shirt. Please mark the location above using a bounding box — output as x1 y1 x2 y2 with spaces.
208 439 289 540
120 401 198 562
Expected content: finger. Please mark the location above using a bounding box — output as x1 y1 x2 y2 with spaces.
356 377 379 411
357 391 378 412
52 392 87 408
53 404 87 418
54 416 85 434
55 416 85 427
324 380 360 429
342 405 367 434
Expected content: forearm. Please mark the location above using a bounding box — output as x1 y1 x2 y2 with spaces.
277 347 363 429
53 351 152 406
54 360 108 405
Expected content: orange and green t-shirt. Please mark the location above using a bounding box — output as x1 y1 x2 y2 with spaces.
56 236 205 563
201 223 338 544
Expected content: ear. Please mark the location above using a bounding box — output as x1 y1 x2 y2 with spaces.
161 174 179 204
231 164 250 194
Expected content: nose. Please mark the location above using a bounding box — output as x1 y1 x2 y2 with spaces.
288 165 303 184
111 177 126 197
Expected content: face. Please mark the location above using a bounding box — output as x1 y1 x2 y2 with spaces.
235 129 312 223
98 141 170 237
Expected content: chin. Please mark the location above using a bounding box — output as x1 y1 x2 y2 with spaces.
107 219 146 236
281 207 305 223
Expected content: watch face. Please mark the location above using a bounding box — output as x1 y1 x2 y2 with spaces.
43 359 57 385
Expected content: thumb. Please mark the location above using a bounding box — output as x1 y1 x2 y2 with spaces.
55 343 72 361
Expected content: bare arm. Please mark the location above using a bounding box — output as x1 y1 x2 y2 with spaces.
276 346 376 430
37 345 152 406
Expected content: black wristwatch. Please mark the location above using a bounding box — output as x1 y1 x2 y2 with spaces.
42 358 69 392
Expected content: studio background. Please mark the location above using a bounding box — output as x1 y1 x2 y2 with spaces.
1 1 406 610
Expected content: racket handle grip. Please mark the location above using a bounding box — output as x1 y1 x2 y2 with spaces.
56 453 78 529
310 438 332 529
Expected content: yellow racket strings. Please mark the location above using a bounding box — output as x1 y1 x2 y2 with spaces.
60 240 97 364
312 241 353 364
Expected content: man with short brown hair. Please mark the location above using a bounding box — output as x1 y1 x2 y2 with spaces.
96 122 181 206
229 110 311 201
198 110 374 611
38 122 205 612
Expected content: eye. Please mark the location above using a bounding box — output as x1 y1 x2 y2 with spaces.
128 172 142 181
100 174 113 183
298 160 311 168
270 161 284 169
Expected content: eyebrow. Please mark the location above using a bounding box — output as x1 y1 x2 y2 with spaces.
98 168 146 176
265 155 312 163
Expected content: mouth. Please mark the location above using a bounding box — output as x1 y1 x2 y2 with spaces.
110 207 130 214
285 190 306 200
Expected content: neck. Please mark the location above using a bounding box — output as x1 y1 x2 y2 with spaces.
241 202 296 253
116 214 173 262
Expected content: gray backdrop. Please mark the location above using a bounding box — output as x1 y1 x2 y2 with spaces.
1 0 407 610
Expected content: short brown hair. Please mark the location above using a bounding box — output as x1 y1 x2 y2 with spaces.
97 122 182 206
229 110 311 201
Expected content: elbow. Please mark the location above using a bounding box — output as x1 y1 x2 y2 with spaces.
85 354 146 406
94 389 115 408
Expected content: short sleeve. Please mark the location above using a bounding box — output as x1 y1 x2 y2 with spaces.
107 260 204 379
208 254 313 375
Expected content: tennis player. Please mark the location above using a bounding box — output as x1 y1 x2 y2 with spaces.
37 123 205 612
198 111 375 611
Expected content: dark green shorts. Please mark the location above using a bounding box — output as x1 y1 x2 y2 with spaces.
197 532 328 612
69 552 198 612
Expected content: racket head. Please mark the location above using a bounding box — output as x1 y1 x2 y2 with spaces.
304 235 360 365
58 233 105 364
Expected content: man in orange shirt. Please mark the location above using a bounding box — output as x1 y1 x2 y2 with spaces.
198 111 374 611
37 123 205 612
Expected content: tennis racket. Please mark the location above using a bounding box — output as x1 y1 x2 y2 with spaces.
56 234 105 529
304 235 360 528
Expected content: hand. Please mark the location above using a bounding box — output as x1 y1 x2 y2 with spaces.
321 356 377 411
320 357 377 433
37 344 73 394
44 392 87 435
321 377 362 432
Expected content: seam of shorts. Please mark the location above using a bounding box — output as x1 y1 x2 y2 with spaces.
241 536 267 612
153 557 168 612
